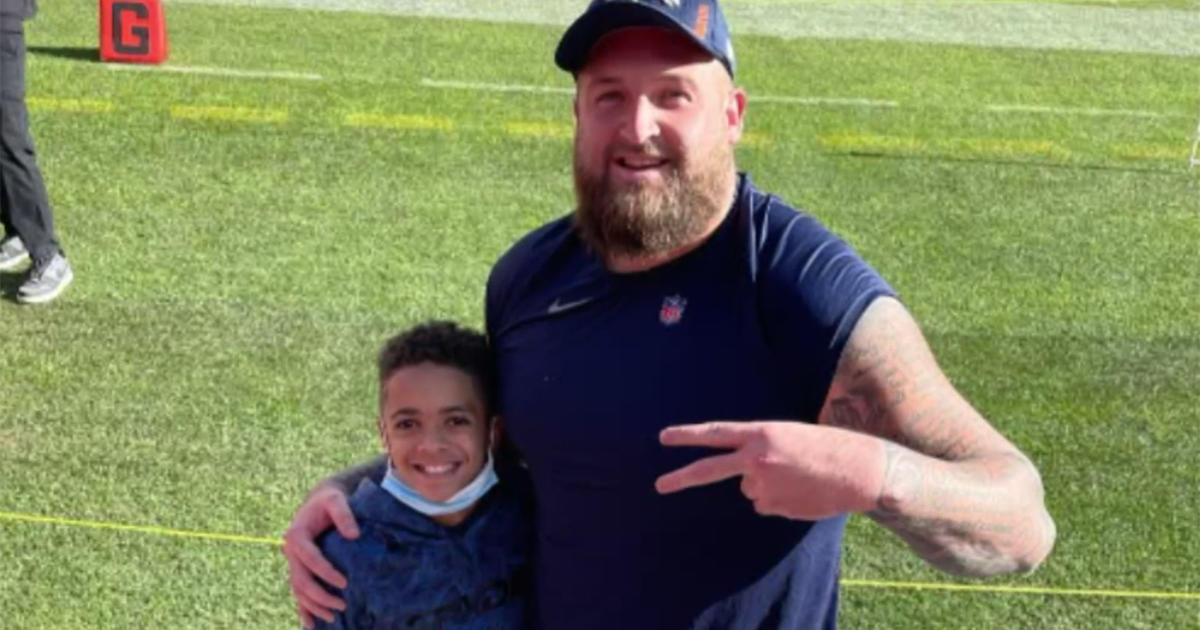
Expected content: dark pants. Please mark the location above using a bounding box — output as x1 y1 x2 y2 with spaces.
0 8 60 263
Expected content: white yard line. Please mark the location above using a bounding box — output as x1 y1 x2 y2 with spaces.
105 63 323 81
753 94 898 108
986 104 1180 119
419 78 573 95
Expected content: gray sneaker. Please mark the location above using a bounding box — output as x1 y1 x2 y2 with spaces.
17 252 73 304
0 236 30 271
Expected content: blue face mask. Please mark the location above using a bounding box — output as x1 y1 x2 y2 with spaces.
381 453 499 517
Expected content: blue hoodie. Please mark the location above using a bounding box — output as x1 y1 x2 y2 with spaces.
314 474 531 630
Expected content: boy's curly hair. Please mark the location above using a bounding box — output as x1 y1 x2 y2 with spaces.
377 321 494 411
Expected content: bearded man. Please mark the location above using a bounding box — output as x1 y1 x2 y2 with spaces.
283 1 1055 628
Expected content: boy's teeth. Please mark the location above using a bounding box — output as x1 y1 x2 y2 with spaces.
418 463 456 475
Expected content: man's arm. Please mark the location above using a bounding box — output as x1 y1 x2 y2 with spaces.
283 454 386 629
820 297 1056 576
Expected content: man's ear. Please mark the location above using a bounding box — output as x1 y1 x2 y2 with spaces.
725 86 747 145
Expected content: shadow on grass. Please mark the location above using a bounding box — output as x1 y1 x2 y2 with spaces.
28 46 100 62
0 271 27 302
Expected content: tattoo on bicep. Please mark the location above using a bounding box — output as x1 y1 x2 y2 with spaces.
824 317 991 461
823 338 904 439
827 390 890 436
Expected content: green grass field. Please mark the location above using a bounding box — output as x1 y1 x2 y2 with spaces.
1 0 1198 627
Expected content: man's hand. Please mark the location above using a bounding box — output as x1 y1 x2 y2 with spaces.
655 420 887 521
282 483 360 629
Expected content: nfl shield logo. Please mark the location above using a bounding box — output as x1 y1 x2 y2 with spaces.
659 295 687 326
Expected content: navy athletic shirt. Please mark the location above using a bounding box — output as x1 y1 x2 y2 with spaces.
486 174 895 629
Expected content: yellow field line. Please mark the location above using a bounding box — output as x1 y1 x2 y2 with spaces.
345 112 453 131
819 132 1079 161
504 120 571 140
958 137 1066 158
2 510 1198 601
1108 142 1187 161
170 105 289 123
27 97 115 114
819 132 926 152
17 100 1190 164
0 510 282 547
842 578 1200 601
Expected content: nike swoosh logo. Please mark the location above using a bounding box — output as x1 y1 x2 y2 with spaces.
547 296 594 315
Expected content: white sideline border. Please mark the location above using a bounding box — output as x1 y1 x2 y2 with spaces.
105 63 324 81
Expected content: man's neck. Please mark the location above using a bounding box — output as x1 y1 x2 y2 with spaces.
606 180 738 274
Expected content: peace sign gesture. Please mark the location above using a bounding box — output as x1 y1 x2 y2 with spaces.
654 421 888 521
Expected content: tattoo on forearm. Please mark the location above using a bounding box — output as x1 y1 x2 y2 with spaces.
868 442 1050 576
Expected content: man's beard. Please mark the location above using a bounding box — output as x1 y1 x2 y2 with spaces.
573 139 735 262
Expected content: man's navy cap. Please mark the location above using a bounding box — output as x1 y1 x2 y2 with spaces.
555 0 736 78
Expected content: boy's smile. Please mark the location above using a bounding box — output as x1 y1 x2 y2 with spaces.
412 462 462 476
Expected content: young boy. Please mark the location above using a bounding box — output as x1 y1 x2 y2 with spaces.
314 321 530 630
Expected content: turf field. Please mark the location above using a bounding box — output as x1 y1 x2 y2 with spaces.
1 0 1198 627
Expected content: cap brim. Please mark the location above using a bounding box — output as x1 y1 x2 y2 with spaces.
555 3 717 75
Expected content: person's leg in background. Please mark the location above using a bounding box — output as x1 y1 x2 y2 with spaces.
0 6 72 303
0 175 33 271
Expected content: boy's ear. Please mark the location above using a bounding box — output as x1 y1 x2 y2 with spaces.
489 415 503 451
